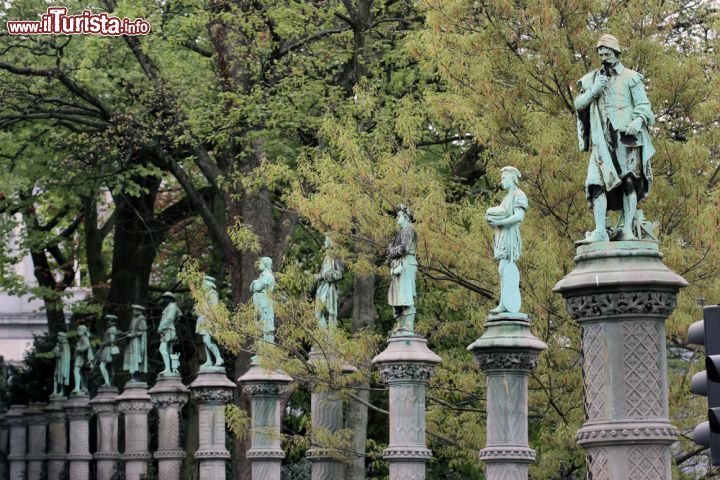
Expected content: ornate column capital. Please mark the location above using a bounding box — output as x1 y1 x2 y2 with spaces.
474 351 541 373
241 382 290 397
191 387 234 404
564 291 677 322
377 362 436 383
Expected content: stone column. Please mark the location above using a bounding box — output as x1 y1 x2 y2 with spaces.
554 241 687 479
0 405 9 480
6 405 26 480
45 395 67 480
190 367 236 480
64 394 92 480
238 362 293 480
467 313 547 479
25 403 47 480
305 350 354 480
91 386 120 480
117 381 152 480
149 375 190 480
372 335 442 480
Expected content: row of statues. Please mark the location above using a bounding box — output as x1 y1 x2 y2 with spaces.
49 188 521 398
49 42 656 393
50 290 212 396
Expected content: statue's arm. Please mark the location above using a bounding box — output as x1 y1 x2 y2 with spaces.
388 228 414 257
630 78 655 126
498 207 526 226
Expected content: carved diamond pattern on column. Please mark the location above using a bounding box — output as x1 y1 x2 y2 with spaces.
628 446 665 480
586 448 609 480
507 375 526 443
622 322 664 418
582 324 606 421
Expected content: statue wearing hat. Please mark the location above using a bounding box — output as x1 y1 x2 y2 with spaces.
485 166 528 314
387 204 418 334
51 332 71 396
71 325 94 394
158 292 181 375
123 304 148 379
250 257 276 344
98 315 120 387
195 275 224 367
575 33 656 243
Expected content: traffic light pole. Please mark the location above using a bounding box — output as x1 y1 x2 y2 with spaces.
554 241 687 480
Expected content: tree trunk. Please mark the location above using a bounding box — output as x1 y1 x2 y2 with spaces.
346 257 376 479
106 174 161 328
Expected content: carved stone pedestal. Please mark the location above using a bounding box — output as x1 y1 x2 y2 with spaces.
554 241 687 480
46 395 67 480
91 386 120 480
65 394 92 480
238 361 293 480
149 375 190 480
190 367 235 480
6 405 26 480
306 349 354 480
0 406 8 480
118 381 152 480
467 313 547 479
25 403 47 480
372 335 442 480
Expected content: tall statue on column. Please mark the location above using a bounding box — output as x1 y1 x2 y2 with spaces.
158 292 181 376
575 34 656 243
250 256 276 344
196 275 224 367
314 235 344 330
51 331 71 396
387 204 418 334
123 304 148 379
71 325 94 394
98 315 120 387
485 166 528 314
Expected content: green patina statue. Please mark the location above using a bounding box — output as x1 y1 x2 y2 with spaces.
98 315 120 387
51 331 71 396
485 166 528 314
314 235 344 330
196 275 224 367
387 204 418 334
158 292 181 376
123 304 148 379
71 325 94 394
575 34 656 243
251 257 276 343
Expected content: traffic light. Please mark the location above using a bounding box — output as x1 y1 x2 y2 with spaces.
688 305 720 466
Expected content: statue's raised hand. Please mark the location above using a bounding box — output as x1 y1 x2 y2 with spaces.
591 74 608 96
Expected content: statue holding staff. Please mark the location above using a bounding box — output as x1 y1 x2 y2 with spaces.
123 304 148 379
387 204 418 334
158 292 181 376
195 275 224 367
71 325 94 394
51 332 71 396
485 166 528 314
314 235 344 330
97 315 120 387
575 34 656 243
250 256 276 343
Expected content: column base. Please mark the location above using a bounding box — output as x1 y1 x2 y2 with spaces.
479 445 535 463
576 421 678 447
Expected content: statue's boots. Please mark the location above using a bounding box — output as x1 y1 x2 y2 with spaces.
577 229 609 245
